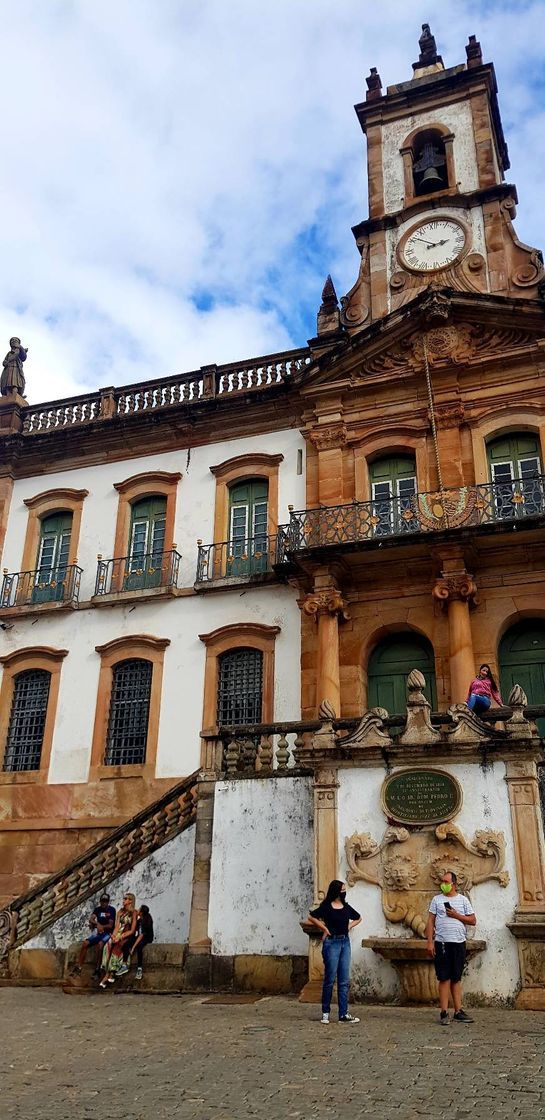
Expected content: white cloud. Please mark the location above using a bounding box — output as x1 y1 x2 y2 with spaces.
0 0 543 401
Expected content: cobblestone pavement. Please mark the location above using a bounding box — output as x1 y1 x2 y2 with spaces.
1 989 544 1120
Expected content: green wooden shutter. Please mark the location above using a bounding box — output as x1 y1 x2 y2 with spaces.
228 479 269 575
369 456 417 537
487 433 542 520
368 634 437 715
499 621 545 737
125 496 167 590
32 512 72 604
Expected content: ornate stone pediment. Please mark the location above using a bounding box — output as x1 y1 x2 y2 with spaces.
345 821 508 937
340 707 392 749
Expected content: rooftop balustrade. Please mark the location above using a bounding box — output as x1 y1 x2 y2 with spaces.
0 564 82 609
20 347 310 434
276 475 545 560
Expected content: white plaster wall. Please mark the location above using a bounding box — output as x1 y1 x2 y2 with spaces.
0 428 305 783
338 762 521 1003
28 823 195 949
0 581 301 782
208 776 313 956
1 428 306 595
382 101 481 214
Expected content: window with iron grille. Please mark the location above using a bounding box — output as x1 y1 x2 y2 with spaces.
105 658 152 765
217 647 263 727
4 669 51 772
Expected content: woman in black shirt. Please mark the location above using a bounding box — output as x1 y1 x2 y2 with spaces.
309 879 362 1025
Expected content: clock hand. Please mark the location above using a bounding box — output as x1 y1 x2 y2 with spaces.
411 238 436 247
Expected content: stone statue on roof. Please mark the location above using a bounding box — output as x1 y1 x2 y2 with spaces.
1 337 28 396
418 23 439 66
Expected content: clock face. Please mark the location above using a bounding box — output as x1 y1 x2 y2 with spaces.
399 219 468 273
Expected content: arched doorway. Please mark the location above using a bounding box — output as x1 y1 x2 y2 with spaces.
499 620 545 736
368 633 437 715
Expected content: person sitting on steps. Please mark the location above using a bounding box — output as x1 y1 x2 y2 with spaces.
72 892 116 978
117 904 154 981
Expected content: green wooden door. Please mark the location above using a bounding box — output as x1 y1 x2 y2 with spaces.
499 621 545 736
369 456 417 537
125 496 167 591
368 633 437 715
487 433 542 520
228 479 268 576
32 513 72 603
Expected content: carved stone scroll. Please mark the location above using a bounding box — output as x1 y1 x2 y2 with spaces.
340 707 392 749
345 822 509 938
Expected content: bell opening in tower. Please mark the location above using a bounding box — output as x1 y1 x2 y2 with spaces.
412 129 449 196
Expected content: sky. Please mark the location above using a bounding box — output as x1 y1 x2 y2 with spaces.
1 0 544 403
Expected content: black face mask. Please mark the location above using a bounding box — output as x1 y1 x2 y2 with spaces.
339 891 347 901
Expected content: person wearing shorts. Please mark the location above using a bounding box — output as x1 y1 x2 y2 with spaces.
426 871 476 1026
72 893 116 977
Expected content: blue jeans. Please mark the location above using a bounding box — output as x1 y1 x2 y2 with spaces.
322 935 351 1018
467 693 491 715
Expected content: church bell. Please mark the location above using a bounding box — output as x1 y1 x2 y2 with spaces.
413 141 446 189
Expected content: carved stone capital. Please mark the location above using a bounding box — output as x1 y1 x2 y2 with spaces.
308 423 347 452
432 569 477 604
303 587 350 621
434 402 466 429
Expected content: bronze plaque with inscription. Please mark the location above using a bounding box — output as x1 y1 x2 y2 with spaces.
381 768 462 825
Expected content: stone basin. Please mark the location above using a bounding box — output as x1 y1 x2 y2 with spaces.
362 937 487 1004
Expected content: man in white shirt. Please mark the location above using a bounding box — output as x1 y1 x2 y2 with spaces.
426 870 476 1026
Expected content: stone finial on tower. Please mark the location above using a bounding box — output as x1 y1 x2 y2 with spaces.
317 274 341 336
413 23 444 75
465 34 483 69
366 66 383 102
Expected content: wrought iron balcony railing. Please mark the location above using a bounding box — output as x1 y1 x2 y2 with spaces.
196 535 277 584
94 549 181 596
277 475 545 558
0 564 82 609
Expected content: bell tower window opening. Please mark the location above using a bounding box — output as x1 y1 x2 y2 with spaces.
412 129 449 196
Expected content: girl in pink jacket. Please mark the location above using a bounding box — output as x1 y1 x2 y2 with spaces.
466 664 503 715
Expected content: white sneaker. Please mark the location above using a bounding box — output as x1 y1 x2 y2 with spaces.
135 967 143 980
320 1013 330 1024
339 1014 360 1024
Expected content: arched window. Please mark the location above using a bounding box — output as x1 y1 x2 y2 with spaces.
32 512 72 604
499 620 545 737
124 496 167 590
368 633 437 715
217 647 263 727
4 668 51 771
227 479 269 575
104 658 153 765
411 129 448 196
369 455 418 537
487 433 543 520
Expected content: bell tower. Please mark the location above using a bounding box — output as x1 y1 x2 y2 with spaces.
340 26 544 330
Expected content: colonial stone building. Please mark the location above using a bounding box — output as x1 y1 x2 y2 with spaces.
1 27 545 1007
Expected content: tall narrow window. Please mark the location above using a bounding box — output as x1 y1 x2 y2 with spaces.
124 496 167 591
32 512 72 604
217 648 263 727
4 669 51 771
487 433 543 521
104 658 152 765
369 456 417 537
228 479 269 576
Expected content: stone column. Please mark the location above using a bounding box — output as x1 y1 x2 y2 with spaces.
303 577 349 716
300 760 340 1003
432 566 477 704
505 757 545 1010
309 419 347 508
183 779 216 991
505 759 545 917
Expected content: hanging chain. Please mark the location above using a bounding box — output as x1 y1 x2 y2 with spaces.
423 334 445 498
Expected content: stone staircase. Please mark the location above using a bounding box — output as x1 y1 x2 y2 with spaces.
0 772 198 985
